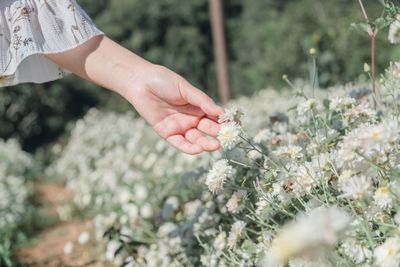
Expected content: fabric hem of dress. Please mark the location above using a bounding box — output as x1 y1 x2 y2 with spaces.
1 31 105 87
1 73 68 88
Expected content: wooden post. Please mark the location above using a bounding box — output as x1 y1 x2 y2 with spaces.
209 0 231 104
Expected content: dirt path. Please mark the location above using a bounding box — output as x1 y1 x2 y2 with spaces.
16 184 108 267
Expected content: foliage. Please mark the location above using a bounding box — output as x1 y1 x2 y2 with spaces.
1 0 399 150
46 108 220 265
46 12 400 260
230 0 398 96
0 80 102 151
48 62 400 267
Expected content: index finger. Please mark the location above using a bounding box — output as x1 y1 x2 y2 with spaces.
178 79 223 118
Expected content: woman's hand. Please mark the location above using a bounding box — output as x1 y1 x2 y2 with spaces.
122 65 223 154
46 36 223 154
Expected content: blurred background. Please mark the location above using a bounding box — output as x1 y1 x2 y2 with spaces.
1 0 399 152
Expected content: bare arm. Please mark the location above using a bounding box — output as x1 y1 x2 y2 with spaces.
46 36 223 154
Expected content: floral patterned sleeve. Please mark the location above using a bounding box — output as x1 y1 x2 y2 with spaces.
0 0 104 87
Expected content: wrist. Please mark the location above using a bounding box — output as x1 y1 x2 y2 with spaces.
120 63 174 100
118 62 157 99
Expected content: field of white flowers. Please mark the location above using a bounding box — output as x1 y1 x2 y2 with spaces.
3 65 400 266
35 60 400 267
0 139 36 265
1 4 400 267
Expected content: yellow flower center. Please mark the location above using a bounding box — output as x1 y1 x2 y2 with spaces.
356 192 364 199
387 247 394 257
222 130 233 140
378 187 389 194
287 148 295 156
376 213 386 223
371 131 381 140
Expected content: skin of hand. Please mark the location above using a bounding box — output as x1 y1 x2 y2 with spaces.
46 35 223 154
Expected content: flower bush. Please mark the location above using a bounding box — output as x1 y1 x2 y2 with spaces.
48 62 400 266
48 78 340 265
0 139 36 266
195 63 400 267
77 62 400 266
47 11 400 266
48 109 219 265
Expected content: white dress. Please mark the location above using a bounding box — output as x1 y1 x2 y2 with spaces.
0 0 104 87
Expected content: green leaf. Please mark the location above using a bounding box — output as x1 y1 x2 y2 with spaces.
264 171 273 181
372 17 392 31
241 239 256 255
323 98 330 110
350 22 370 33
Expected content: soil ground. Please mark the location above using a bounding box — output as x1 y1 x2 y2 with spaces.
15 184 109 267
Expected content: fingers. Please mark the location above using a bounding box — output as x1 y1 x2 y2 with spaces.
153 113 200 138
198 117 221 137
167 135 203 155
185 128 220 152
179 80 223 118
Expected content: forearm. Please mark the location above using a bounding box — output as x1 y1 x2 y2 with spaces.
46 35 222 154
46 35 153 97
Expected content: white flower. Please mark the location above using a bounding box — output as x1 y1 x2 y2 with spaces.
218 105 243 124
218 122 242 150
78 231 90 245
227 221 247 249
64 241 74 255
165 196 180 210
338 170 355 187
342 238 372 264
374 237 400 267
392 62 400 78
117 188 132 204
247 149 263 160
364 119 399 147
205 159 234 193
184 200 202 218
140 203 154 219
336 118 399 172
274 145 303 159
256 199 269 215
329 96 355 111
158 222 178 238
292 163 319 196
364 63 371 73
343 102 376 124
122 203 139 221
123 256 136 267
314 128 339 143
105 240 121 262
134 185 148 201
296 98 321 124
213 232 227 251
271 181 292 203
339 175 372 200
200 254 219 267
297 99 319 114
261 206 350 266
253 129 273 144
389 18 400 44
119 215 129 225
226 190 247 213
374 186 393 210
